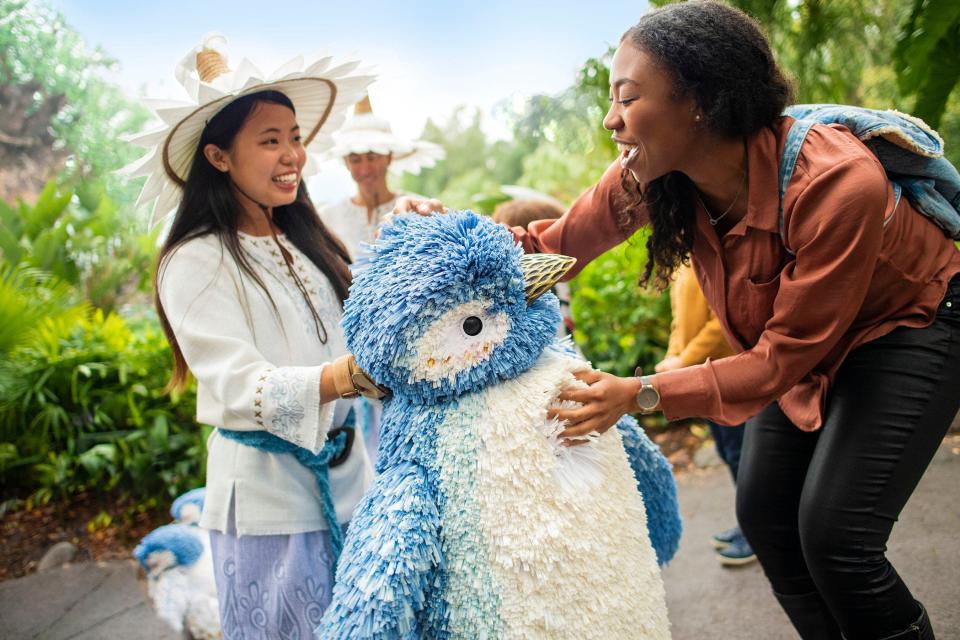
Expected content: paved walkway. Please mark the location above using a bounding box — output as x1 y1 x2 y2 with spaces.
0 560 172 639
661 436 960 639
2 439 958 639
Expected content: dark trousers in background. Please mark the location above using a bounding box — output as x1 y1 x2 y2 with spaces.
707 419 745 481
736 276 960 639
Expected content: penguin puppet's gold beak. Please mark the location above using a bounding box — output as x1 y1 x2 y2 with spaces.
520 253 577 303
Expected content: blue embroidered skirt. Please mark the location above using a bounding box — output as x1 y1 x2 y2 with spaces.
209 527 344 640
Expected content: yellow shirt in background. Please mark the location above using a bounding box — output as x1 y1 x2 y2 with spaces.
667 263 735 367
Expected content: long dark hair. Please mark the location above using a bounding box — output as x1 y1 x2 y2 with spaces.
154 90 352 389
620 1 793 289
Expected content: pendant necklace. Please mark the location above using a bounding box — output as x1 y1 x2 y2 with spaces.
696 166 747 227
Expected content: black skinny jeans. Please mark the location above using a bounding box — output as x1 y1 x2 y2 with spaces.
737 275 960 639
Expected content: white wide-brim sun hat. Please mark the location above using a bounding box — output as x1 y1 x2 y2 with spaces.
324 110 445 176
120 33 374 228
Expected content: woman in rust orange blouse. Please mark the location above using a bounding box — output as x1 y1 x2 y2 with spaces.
398 2 960 638
512 4 960 639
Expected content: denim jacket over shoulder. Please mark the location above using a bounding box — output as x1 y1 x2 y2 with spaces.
784 104 960 239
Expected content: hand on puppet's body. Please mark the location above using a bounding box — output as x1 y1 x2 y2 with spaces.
551 368 642 442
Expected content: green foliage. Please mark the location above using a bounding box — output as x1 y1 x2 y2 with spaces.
648 0 896 104
400 108 506 211
0 0 151 201
0 176 192 509
570 232 671 378
0 4 198 510
507 54 617 201
0 264 85 356
711 0 960 132
938 92 960 170
781 1 891 105
0 180 156 312
893 0 960 128
401 51 618 211
0 307 206 505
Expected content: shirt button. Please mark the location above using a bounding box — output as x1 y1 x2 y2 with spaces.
947 301 953 308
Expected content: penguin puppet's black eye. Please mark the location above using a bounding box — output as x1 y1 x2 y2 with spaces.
461 316 483 336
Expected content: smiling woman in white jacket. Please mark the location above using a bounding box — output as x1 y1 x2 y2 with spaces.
124 36 383 638
158 231 373 535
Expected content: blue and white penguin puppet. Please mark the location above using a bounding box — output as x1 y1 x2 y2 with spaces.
134 522 220 639
318 211 680 639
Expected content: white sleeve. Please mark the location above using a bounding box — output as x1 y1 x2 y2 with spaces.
157 238 336 454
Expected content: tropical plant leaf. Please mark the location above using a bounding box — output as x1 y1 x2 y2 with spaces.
0 264 84 356
894 0 960 101
0 221 23 265
0 303 205 505
910 23 960 127
22 181 72 240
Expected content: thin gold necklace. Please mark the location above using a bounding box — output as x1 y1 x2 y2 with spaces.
695 168 746 227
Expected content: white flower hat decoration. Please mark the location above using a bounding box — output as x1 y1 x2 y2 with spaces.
121 33 374 228
325 95 445 175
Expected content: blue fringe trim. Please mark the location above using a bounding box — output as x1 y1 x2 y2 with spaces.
133 523 204 571
169 486 205 523
316 462 448 639
616 415 683 566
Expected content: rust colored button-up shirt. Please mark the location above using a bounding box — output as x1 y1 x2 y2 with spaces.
514 118 960 431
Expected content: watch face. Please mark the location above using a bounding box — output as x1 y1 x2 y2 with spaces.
637 386 659 410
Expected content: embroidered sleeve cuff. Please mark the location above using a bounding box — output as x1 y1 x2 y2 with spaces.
260 365 334 454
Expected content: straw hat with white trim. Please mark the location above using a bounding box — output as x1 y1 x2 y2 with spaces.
121 33 374 228
325 95 444 175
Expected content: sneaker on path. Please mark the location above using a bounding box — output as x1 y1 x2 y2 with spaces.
711 525 742 550
717 531 757 567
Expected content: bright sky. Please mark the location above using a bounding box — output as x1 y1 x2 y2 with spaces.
46 0 648 200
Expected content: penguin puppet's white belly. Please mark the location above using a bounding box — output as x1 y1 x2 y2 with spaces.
434 349 671 639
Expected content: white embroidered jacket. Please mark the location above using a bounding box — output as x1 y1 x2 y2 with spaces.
158 232 373 535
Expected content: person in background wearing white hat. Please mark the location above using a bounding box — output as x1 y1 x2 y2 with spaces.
318 96 443 463
319 95 444 259
123 34 385 637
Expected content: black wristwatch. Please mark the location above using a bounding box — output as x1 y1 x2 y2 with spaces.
634 369 661 414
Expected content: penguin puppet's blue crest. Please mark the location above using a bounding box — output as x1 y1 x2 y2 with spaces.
343 211 560 402
133 523 204 571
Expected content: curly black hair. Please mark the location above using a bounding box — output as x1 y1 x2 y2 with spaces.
618 1 793 290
